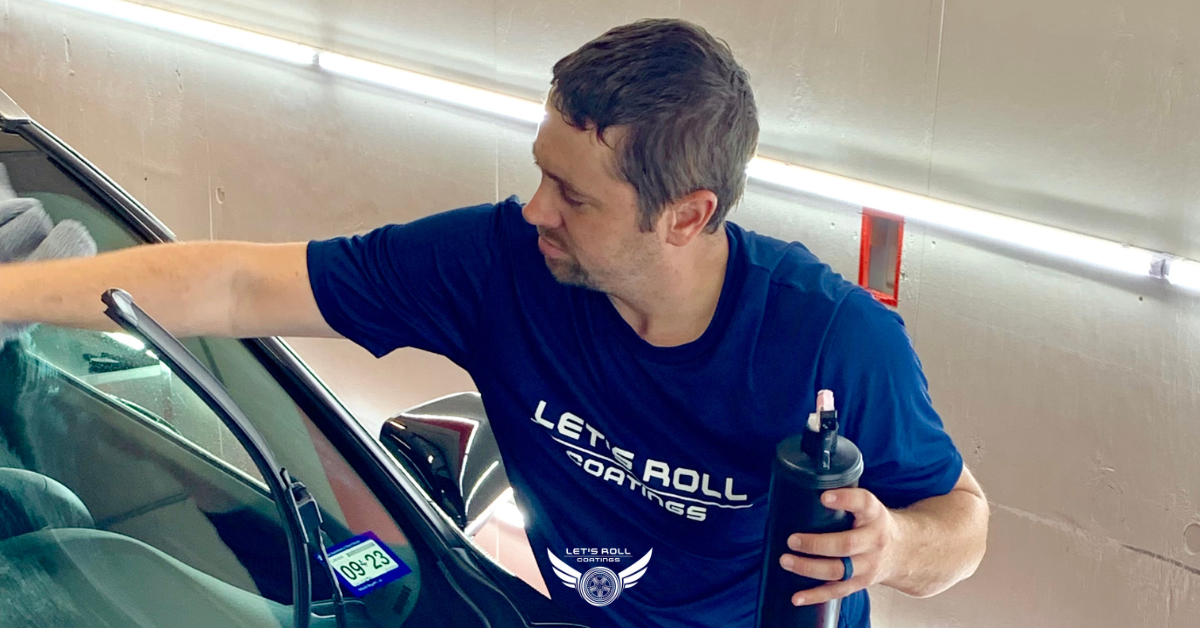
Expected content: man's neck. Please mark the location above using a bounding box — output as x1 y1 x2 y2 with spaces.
608 229 730 348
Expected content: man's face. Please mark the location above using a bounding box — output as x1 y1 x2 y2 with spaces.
523 104 660 293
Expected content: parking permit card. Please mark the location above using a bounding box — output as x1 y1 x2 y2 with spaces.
321 531 412 597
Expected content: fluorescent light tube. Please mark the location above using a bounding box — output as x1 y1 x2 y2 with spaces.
41 0 316 65
746 157 1157 276
318 53 545 125
1168 259 1200 291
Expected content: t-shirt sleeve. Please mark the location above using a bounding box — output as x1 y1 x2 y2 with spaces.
305 202 504 366
817 291 963 509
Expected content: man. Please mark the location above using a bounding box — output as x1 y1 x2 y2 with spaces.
0 18 987 628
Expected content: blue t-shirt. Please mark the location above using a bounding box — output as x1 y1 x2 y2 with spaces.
307 197 963 628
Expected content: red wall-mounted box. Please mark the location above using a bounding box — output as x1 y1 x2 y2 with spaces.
858 209 904 307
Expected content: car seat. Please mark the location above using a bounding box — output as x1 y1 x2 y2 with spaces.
0 467 95 541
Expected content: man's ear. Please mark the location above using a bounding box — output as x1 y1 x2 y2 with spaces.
662 190 719 246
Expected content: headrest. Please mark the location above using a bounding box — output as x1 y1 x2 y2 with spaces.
0 467 94 541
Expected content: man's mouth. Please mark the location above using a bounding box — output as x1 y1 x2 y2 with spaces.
538 234 569 259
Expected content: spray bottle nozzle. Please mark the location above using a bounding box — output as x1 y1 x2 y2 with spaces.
803 390 840 472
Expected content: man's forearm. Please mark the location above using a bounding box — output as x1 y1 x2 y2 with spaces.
883 485 990 597
0 242 238 335
1 240 337 339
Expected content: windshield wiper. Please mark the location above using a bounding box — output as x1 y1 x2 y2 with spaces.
101 288 346 628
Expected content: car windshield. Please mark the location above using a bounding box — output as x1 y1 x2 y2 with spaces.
0 129 490 627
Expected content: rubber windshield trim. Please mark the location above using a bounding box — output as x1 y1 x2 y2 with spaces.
101 288 315 628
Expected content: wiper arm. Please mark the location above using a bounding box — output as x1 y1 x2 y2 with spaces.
288 472 349 628
101 288 327 628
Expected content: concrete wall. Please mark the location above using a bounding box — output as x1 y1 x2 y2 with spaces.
3 0 1199 625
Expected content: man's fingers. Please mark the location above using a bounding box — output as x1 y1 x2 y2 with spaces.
787 527 879 557
821 488 884 520
779 553 850 582
792 579 867 607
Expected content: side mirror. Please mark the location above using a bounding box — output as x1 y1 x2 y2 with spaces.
379 392 510 533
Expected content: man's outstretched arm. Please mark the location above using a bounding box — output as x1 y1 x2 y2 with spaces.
0 241 338 339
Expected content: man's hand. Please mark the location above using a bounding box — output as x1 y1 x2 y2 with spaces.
778 487 900 606
779 468 989 605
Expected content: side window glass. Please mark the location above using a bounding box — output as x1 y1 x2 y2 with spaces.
20 326 263 481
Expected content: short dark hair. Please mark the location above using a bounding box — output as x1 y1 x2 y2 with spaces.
550 19 759 233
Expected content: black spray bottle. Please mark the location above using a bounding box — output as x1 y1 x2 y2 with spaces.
756 390 864 628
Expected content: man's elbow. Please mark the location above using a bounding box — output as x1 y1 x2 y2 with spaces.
964 495 991 578
903 495 991 599
909 550 987 598
901 551 986 599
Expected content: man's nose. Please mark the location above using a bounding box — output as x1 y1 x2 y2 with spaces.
522 186 562 229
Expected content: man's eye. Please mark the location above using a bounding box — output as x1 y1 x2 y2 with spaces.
563 194 584 208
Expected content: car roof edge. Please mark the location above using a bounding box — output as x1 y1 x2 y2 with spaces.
0 87 31 125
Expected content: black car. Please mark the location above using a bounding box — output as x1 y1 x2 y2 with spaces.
0 87 576 628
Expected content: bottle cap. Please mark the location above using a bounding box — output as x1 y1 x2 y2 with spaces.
774 433 864 489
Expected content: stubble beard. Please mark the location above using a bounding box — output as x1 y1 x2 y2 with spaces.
545 255 603 291
538 228 603 291
539 230 659 296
